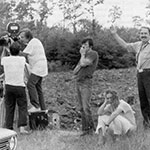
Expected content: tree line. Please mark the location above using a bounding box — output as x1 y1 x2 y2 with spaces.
0 0 141 71
44 25 139 71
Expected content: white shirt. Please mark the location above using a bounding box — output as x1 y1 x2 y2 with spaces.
23 38 48 77
1 56 26 87
117 100 136 126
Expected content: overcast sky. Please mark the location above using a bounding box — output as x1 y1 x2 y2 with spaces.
47 0 149 28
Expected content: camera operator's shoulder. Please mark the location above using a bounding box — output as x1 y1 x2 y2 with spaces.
1 56 9 64
29 38 39 45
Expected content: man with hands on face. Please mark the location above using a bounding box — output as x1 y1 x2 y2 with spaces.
73 41 92 74
73 37 99 136
110 25 150 129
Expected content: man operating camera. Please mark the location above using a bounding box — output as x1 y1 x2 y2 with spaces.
0 23 20 59
0 23 21 95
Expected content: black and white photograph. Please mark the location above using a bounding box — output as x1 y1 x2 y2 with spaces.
0 0 150 150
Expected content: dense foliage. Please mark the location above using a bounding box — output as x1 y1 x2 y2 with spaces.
0 0 140 70
44 26 138 70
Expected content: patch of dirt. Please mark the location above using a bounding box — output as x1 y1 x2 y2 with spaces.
43 68 139 130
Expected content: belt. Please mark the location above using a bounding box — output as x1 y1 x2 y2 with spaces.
138 68 150 73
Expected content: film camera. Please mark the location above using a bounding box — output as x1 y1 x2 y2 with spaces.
0 22 20 46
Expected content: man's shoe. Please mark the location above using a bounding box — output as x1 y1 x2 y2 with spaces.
28 106 41 113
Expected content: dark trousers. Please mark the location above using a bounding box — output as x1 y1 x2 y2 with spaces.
76 80 94 131
27 73 46 110
137 71 150 124
5 85 27 129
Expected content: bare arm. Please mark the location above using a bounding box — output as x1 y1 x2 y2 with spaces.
73 63 81 75
105 107 122 126
80 54 92 67
73 53 92 74
110 26 128 49
97 97 111 116
73 54 93 71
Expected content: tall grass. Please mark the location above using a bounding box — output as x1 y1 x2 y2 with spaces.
16 120 150 150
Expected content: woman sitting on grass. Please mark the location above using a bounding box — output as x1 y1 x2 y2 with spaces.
95 90 136 143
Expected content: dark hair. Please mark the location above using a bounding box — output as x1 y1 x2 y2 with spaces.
20 28 33 40
9 42 21 55
140 26 150 34
105 90 118 102
81 37 94 48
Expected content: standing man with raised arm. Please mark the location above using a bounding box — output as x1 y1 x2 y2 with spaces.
73 37 99 136
19 28 48 112
110 26 150 129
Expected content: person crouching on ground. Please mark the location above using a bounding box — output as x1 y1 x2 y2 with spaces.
95 90 136 143
1 42 29 134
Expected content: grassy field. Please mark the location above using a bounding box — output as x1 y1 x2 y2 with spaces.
17 127 150 150
16 68 150 150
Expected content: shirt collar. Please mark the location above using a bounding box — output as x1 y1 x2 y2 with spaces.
141 40 150 46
